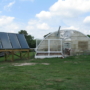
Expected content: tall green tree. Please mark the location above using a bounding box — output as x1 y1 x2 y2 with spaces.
18 30 28 36
87 35 90 38
18 30 36 48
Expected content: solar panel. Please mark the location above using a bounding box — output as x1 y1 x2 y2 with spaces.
17 34 29 49
0 39 2 49
8 33 21 49
0 32 29 49
0 32 12 49
0 40 2 49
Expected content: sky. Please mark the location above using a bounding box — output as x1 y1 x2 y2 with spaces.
0 0 90 39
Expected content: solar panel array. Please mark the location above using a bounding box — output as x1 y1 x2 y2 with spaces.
0 32 29 49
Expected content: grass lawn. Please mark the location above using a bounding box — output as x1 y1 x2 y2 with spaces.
0 52 90 90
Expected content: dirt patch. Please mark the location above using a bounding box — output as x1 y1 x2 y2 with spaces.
41 63 49 65
14 63 50 66
14 63 37 66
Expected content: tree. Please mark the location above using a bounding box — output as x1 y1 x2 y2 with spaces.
18 30 28 36
18 30 36 48
87 35 90 38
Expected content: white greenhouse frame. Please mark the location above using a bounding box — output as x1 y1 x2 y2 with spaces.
35 39 63 58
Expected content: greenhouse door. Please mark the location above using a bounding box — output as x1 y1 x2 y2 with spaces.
64 43 71 55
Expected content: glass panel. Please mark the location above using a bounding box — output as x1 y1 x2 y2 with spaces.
64 43 70 49
50 40 61 51
37 40 48 51
36 39 42 47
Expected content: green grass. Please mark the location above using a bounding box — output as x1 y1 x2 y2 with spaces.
0 53 90 90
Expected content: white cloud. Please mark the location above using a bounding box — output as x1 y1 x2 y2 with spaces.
36 0 90 19
28 19 37 25
4 1 15 11
6 23 19 30
37 23 50 30
83 16 90 24
26 26 34 30
0 16 15 26
26 19 52 38
50 0 90 12
62 26 79 30
36 11 51 19
0 16 19 33
26 19 50 30
26 19 37 31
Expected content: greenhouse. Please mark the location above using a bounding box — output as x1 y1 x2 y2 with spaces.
35 28 90 58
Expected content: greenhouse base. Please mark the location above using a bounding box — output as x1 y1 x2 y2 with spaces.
35 55 64 59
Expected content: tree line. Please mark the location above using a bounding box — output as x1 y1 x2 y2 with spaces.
18 30 36 48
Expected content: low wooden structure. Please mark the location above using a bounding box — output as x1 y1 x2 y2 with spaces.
0 49 30 61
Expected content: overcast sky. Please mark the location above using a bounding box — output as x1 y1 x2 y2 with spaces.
0 0 90 39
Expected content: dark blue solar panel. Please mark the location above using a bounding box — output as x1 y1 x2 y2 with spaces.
17 34 29 49
0 39 2 49
0 32 12 49
8 33 21 49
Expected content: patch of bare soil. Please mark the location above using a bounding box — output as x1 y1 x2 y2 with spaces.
14 63 50 66
41 63 50 65
14 63 37 66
